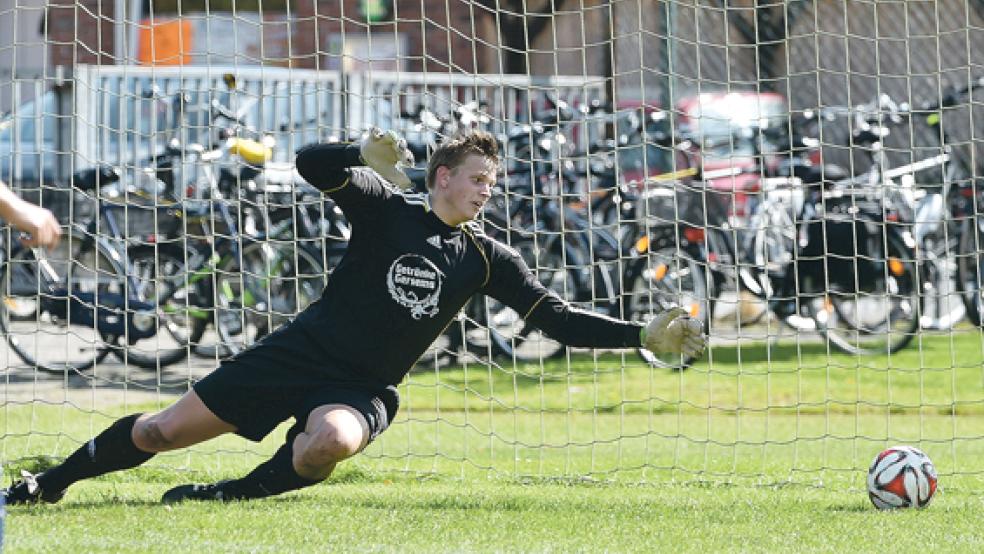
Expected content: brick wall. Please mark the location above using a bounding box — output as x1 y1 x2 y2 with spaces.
47 0 502 73
47 0 119 67
291 0 496 73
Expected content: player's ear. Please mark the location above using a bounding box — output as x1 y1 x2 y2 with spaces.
436 165 451 188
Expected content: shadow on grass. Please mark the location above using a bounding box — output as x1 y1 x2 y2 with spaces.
5 500 164 515
704 340 834 365
827 503 876 513
410 339 837 394
315 493 540 512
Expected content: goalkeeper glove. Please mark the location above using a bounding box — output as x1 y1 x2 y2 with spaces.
641 307 706 359
360 127 415 189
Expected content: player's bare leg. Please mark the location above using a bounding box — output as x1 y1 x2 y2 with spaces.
132 390 238 452
290 403 371 480
3 390 235 505
161 403 370 503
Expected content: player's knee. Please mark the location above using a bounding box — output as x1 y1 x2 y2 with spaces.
132 414 179 452
298 420 363 467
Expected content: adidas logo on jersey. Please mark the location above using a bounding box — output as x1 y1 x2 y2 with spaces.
426 235 442 249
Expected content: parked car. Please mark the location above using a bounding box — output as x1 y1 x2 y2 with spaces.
571 100 682 191
675 91 816 223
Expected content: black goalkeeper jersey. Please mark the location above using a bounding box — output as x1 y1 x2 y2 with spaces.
294 143 642 386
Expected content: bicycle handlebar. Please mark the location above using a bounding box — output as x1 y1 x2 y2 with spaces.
209 99 247 127
920 76 984 111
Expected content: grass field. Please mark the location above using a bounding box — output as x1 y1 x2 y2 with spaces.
3 330 984 552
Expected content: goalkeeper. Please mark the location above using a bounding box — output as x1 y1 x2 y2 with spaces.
3 129 705 505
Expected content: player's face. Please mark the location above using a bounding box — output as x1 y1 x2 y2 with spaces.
436 154 497 224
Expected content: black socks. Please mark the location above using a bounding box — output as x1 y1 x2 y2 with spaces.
221 442 321 500
33 414 321 501
37 413 155 493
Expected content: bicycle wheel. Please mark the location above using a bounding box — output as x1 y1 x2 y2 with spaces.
0 234 115 374
446 295 510 360
625 246 710 370
111 244 209 369
214 240 326 355
479 238 573 361
809 232 921 355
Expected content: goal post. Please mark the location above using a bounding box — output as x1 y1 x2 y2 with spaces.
1 0 983 490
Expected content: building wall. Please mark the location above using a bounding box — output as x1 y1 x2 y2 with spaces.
0 0 48 109
43 0 603 77
46 0 118 67
290 0 495 74
36 0 984 109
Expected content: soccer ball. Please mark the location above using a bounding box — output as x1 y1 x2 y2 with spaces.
866 445 938 509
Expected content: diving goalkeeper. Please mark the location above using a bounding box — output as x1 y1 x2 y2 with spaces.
3 129 705 505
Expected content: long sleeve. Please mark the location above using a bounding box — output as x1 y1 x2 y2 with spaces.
524 294 643 348
295 142 394 228
294 142 363 192
479 237 642 348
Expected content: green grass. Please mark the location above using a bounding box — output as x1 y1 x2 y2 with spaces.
4 330 984 552
6 476 984 553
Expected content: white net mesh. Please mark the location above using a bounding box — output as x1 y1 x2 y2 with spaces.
1 0 983 487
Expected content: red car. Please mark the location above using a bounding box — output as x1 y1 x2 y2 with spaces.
675 91 813 222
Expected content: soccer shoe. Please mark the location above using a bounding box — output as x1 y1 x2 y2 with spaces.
2 470 66 505
161 480 240 504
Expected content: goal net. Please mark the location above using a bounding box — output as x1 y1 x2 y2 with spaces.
1 0 983 489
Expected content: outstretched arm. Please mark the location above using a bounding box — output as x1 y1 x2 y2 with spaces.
481 239 705 358
523 291 644 348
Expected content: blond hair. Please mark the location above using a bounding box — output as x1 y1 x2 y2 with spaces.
426 131 499 190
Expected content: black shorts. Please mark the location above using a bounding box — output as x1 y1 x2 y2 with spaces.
193 324 400 443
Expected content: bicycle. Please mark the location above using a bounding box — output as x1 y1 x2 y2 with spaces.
0 165 184 373
836 91 977 331
678 119 923 356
